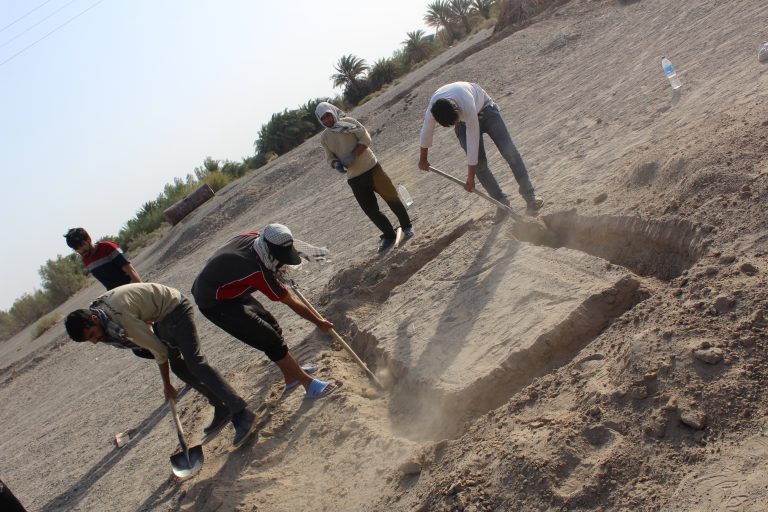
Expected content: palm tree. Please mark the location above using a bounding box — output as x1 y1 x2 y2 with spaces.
471 0 497 19
425 0 458 42
449 0 474 33
402 30 433 64
331 54 369 91
368 57 400 90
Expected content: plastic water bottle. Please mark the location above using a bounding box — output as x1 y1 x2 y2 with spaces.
397 184 413 207
661 56 681 90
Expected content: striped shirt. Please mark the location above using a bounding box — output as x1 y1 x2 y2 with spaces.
82 241 132 290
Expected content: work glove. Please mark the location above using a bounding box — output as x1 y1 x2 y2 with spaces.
332 160 347 173
340 153 355 167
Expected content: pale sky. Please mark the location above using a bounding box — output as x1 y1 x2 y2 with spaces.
0 0 432 310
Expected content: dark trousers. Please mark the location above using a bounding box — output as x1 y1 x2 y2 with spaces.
199 295 289 362
154 298 246 414
347 163 411 239
0 479 26 512
136 336 224 409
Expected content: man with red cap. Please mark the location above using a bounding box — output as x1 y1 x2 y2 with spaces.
192 224 338 431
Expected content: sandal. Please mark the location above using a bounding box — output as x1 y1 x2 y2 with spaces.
282 365 317 394
304 378 339 399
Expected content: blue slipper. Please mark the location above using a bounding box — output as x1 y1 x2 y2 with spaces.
304 378 338 400
284 365 317 392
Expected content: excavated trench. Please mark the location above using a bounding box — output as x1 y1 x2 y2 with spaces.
317 212 708 440
519 211 709 281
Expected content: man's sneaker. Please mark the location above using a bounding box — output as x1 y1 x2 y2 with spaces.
378 235 396 252
403 226 414 238
203 406 231 435
231 408 256 446
525 196 544 216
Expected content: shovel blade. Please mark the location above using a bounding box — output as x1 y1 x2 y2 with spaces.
170 445 204 479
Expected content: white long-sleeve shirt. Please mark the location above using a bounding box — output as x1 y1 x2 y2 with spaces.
419 82 492 166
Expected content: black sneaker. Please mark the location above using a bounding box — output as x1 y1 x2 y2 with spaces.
203 406 231 435
231 408 256 446
378 235 396 252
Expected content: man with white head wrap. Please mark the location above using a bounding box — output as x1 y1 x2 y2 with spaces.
192 224 338 407
315 101 413 252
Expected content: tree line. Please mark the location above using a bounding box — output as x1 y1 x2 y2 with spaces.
1 0 502 342
330 0 500 106
0 158 250 341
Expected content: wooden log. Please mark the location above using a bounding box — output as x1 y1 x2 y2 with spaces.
163 184 215 225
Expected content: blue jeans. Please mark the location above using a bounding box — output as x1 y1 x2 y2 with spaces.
454 102 536 204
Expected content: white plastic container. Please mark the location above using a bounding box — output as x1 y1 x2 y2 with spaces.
397 184 413 207
661 56 682 90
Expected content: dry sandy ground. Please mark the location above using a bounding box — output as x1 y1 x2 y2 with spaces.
2 0 768 510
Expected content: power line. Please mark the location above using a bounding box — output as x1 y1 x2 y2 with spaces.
0 0 56 34
0 0 82 51
0 0 107 69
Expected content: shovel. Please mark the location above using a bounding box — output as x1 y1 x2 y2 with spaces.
428 165 523 222
428 165 557 245
290 285 385 391
168 399 204 479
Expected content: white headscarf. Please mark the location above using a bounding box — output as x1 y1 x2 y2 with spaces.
253 226 330 273
315 102 359 133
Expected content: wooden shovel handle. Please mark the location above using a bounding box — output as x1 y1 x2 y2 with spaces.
168 399 189 454
428 165 522 221
291 286 384 390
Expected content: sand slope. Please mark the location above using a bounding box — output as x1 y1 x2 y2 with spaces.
2 0 768 510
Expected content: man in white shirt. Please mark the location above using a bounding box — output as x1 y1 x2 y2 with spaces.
418 82 543 215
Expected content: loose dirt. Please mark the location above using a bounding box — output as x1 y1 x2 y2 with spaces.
2 0 768 510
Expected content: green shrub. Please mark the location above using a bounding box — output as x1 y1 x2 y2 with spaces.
123 228 165 253
202 171 232 192
32 312 63 339
368 58 401 90
39 254 88 306
0 311 18 341
9 290 50 327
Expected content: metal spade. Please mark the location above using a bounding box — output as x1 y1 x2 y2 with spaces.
168 399 204 479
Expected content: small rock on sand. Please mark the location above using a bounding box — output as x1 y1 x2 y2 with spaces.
680 409 707 430
399 460 422 476
693 347 724 365
740 263 758 275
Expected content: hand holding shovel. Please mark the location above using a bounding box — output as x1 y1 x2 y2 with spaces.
427 165 557 245
289 285 384 391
